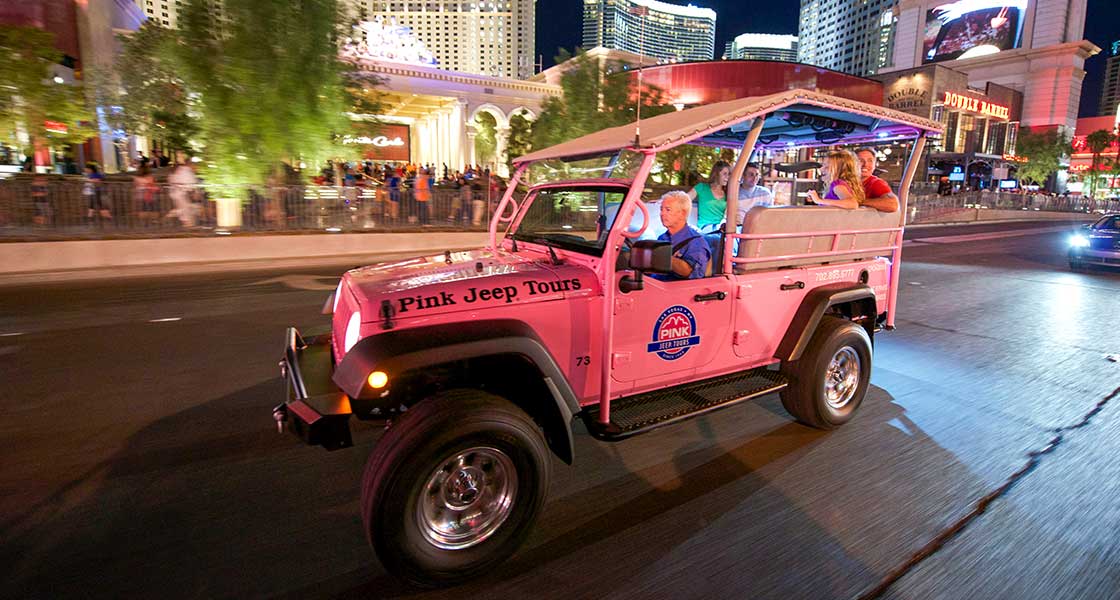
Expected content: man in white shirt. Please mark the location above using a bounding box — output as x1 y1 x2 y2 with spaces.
736 163 772 225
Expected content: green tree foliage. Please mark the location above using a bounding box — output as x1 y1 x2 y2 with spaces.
170 0 354 185
0 26 96 152
506 111 533 166
530 49 673 152
474 112 498 165
107 23 197 154
1084 129 1115 198
1014 126 1072 187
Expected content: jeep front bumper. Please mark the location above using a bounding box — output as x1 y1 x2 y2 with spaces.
274 327 354 450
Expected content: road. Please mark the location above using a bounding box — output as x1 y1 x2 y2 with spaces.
1 221 1118 600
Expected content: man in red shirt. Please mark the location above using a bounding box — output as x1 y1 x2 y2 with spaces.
856 148 899 212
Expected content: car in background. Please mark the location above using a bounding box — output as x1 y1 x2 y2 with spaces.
1069 214 1120 269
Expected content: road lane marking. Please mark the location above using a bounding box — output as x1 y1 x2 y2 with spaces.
913 225 1075 244
248 275 338 291
149 317 182 323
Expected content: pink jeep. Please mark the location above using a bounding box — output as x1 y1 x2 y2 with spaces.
274 89 942 586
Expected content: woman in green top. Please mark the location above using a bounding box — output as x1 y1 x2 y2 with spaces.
689 160 731 229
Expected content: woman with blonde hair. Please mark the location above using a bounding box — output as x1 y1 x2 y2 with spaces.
806 150 866 209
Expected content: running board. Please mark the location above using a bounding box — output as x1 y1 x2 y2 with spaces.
582 368 788 441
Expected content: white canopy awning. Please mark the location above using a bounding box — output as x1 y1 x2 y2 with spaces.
514 88 944 165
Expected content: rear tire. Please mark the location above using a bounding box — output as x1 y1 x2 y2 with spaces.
360 389 551 587
780 316 872 429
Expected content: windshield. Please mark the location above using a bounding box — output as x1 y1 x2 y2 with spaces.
509 186 629 256
1092 215 1120 230
523 149 645 186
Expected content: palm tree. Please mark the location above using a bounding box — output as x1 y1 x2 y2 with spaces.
1085 129 1115 199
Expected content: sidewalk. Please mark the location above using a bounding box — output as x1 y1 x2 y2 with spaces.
0 214 1094 285
0 231 490 284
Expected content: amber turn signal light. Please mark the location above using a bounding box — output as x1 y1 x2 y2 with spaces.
367 371 389 389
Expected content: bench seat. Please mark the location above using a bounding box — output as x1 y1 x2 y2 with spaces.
733 206 900 273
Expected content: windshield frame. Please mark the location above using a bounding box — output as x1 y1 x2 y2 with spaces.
506 180 634 258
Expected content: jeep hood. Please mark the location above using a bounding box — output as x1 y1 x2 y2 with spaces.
343 248 599 320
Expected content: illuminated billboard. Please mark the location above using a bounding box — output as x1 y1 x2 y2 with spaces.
923 0 1028 64
344 123 411 162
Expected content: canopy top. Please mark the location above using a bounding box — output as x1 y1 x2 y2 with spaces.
514 88 944 165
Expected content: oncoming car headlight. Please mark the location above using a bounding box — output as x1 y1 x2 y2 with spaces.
1069 234 1090 248
344 311 361 353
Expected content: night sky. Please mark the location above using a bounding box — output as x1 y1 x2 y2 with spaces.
535 0 1120 117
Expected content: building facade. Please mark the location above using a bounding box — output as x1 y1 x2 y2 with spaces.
133 0 224 29
884 0 1096 135
1068 113 1120 196
134 0 535 80
874 64 1023 188
723 33 798 62
354 0 536 79
1100 41 1120 117
2 0 144 174
798 0 898 76
582 0 717 63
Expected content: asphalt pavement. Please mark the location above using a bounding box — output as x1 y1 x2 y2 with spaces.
1 220 1118 600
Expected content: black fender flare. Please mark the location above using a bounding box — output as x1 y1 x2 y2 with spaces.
334 319 579 463
776 283 877 363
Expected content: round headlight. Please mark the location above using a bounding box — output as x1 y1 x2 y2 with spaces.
344 311 361 353
1069 234 1090 248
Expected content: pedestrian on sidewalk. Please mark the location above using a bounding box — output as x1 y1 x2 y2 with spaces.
167 157 199 228
32 173 51 226
133 165 159 227
83 163 112 223
415 167 432 225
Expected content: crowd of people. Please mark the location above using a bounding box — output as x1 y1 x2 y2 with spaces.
15 153 513 230
312 160 508 226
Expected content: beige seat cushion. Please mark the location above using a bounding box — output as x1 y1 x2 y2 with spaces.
734 206 901 272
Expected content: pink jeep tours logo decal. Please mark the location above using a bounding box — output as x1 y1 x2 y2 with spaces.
647 305 700 361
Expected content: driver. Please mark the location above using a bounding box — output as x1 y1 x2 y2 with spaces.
652 190 710 281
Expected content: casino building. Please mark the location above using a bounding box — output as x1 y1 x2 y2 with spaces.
884 0 1096 133
878 0 1098 190
874 64 1023 188
343 20 559 176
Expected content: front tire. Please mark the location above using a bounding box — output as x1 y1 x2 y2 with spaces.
360 389 551 587
780 316 872 429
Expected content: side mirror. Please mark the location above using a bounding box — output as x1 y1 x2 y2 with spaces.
629 240 673 274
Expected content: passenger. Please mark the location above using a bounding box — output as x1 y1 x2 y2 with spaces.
651 190 711 281
688 160 730 231
735 162 773 225
855 148 900 212
806 150 866 210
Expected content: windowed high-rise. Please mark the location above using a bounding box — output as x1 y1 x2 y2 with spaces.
723 33 798 62
355 1 536 79
133 0 225 29
797 0 897 76
1100 41 1120 117
133 0 536 80
582 0 717 63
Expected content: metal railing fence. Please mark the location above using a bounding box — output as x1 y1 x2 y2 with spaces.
1 177 1113 240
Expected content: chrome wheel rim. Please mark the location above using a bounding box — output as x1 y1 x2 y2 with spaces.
824 346 861 410
417 446 517 550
